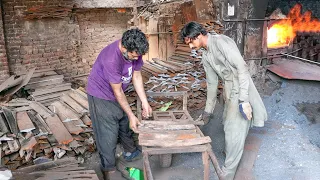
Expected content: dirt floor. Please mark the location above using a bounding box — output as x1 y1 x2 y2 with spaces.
82 77 320 180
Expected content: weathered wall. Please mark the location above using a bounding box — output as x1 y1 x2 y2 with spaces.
0 2 10 83
0 0 132 80
2 0 83 78
76 9 132 67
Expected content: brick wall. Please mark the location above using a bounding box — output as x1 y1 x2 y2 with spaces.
0 3 9 83
76 9 132 67
2 0 88 78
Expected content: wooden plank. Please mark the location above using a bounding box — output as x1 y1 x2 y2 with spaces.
68 90 89 110
139 137 211 147
15 157 77 172
3 68 36 97
35 114 52 135
142 145 208 155
48 103 84 135
137 129 196 134
16 111 36 133
140 124 196 131
143 153 154 180
139 133 200 140
31 85 71 96
2 107 19 134
203 151 210 180
20 137 37 151
28 75 64 85
14 106 32 112
7 139 20 154
25 80 65 90
0 75 23 92
60 94 88 115
154 60 181 71
141 120 198 125
81 115 92 126
27 111 50 135
33 90 69 101
29 101 53 118
16 68 55 76
75 89 87 99
28 170 99 180
175 46 192 52
147 17 159 61
44 115 73 145
0 112 9 136
143 63 166 74
31 71 57 78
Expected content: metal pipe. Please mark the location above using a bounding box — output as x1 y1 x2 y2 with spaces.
281 53 320 65
223 18 289 22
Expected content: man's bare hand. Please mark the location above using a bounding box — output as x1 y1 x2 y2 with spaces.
142 103 152 119
129 115 141 133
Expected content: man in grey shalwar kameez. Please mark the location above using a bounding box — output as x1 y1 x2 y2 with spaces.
180 22 267 180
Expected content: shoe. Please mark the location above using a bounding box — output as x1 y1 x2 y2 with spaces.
123 149 142 162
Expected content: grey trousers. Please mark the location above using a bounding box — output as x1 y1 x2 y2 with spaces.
88 95 137 171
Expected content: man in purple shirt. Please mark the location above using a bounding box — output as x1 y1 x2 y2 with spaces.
87 29 152 180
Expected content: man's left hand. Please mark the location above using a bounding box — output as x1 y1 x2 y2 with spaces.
142 103 152 118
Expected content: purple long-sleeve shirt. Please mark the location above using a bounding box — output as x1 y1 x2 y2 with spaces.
87 40 143 101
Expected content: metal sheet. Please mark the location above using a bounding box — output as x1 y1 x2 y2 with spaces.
267 59 320 81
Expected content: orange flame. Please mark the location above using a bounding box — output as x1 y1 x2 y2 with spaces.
267 4 320 48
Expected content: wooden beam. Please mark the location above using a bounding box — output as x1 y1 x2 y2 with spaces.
139 136 211 147
16 111 36 133
44 115 73 145
142 145 208 155
68 90 89 110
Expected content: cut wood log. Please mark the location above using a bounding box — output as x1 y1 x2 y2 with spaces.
68 90 89 109
139 136 211 147
17 111 36 133
60 94 88 115
44 114 73 144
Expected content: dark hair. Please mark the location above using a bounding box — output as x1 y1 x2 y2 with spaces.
180 21 207 42
121 28 149 55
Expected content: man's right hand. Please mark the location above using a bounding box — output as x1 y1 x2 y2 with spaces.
129 115 141 133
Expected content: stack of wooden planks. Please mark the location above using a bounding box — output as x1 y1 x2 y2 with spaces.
13 157 99 180
0 88 94 170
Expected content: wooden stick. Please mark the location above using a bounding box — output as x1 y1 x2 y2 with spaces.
143 153 153 180
139 136 211 147
202 151 210 180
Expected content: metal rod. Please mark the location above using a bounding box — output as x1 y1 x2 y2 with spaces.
223 18 289 22
281 53 320 65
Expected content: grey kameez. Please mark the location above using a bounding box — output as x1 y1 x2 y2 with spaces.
202 33 268 179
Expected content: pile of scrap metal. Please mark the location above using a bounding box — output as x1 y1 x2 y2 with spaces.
0 68 94 170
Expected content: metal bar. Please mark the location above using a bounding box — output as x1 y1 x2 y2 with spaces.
281 53 320 65
223 18 289 22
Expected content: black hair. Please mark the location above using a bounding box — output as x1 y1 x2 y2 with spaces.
121 28 149 55
180 21 207 42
